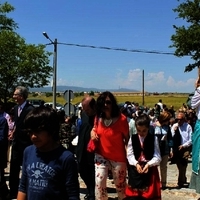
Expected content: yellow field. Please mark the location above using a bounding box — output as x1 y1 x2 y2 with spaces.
72 95 187 111
29 94 188 111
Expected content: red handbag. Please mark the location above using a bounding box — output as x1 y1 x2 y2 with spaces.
87 139 97 153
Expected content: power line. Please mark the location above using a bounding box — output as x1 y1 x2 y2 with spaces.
46 42 175 55
45 41 176 55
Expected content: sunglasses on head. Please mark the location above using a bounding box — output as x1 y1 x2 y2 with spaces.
105 100 112 105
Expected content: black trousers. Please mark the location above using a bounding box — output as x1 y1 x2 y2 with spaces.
79 159 95 199
0 167 9 199
9 143 24 197
176 159 188 186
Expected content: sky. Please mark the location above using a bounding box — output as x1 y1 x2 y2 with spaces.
6 0 198 93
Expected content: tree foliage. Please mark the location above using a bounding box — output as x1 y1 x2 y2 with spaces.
89 91 94 96
170 0 200 72
0 2 52 103
0 1 18 30
0 30 52 103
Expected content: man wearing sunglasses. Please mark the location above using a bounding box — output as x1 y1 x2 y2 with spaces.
171 111 192 188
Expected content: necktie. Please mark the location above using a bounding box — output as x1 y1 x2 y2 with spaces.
18 106 22 117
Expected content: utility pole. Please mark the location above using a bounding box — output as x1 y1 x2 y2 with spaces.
43 32 57 109
142 69 144 105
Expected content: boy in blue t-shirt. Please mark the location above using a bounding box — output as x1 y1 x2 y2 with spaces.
17 107 80 200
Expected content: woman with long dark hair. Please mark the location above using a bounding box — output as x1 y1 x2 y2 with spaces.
91 91 129 200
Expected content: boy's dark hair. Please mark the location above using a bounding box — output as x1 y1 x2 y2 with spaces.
24 107 60 141
135 113 150 128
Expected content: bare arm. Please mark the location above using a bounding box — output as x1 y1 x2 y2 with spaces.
124 133 130 146
17 191 27 200
90 127 99 141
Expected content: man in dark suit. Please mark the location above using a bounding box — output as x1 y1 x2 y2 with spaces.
76 97 96 200
8 86 34 198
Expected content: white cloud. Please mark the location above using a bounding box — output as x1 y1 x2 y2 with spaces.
55 69 195 93
115 69 142 89
57 78 68 86
114 69 195 92
57 78 84 87
166 76 176 87
166 76 195 89
145 72 165 87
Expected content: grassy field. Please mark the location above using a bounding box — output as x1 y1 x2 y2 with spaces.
29 94 188 111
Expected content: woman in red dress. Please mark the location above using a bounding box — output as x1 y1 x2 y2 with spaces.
125 114 162 200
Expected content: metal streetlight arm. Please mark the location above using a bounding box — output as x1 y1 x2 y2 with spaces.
43 32 54 44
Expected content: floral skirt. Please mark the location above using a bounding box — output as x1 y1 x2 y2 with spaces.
95 153 127 200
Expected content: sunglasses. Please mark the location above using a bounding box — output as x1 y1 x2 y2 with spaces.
105 100 112 105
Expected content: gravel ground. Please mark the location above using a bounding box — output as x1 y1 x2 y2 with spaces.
79 158 200 200
5 158 200 200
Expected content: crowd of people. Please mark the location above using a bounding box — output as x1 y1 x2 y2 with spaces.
0 85 200 200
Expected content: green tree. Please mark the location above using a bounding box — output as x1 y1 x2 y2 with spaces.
46 92 53 97
0 1 18 30
32 92 38 97
80 91 84 96
0 30 52 103
89 91 94 96
0 2 52 103
74 92 80 97
170 0 200 72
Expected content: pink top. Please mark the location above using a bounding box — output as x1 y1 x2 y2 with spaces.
94 113 129 162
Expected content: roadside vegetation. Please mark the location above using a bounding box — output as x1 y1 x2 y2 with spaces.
27 93 188 111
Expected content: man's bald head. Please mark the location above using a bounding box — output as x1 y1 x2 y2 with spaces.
82 97 96 116
176 111 186 126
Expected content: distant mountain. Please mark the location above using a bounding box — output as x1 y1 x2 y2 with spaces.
30 86 139 93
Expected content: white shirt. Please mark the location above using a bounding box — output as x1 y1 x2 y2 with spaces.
171 122 192 147
19 101 27 110
127 135 161 167
157 102 163 110
127 117 137 136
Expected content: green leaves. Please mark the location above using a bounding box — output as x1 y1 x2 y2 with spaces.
0 1 18 30
171 0 200 72
0 2 51 103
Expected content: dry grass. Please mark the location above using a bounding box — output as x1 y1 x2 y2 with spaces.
30 94 188 111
